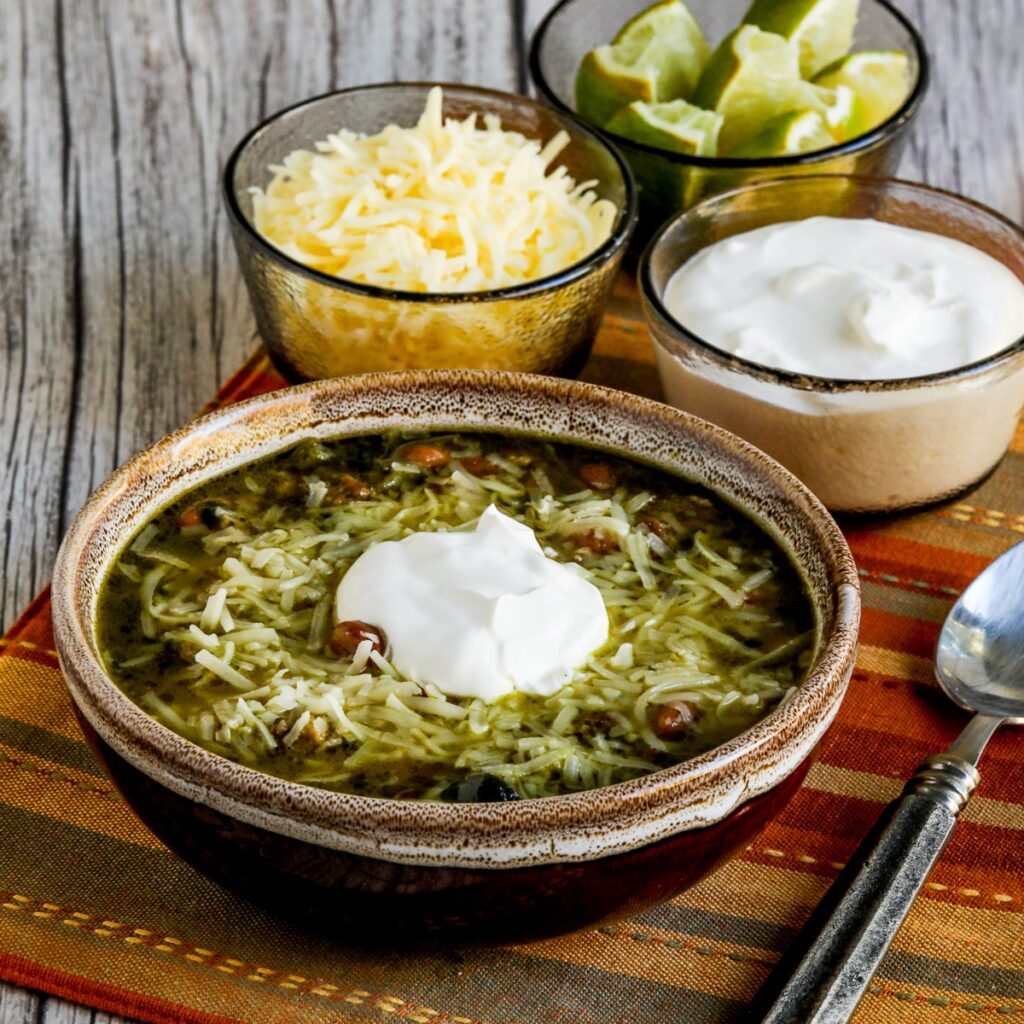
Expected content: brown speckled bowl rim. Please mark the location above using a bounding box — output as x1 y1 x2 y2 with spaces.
52 371 859 869
528 0 929 170
640 174 1024 392
222 81 638 305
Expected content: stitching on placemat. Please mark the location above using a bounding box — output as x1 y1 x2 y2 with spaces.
595 924 779 969
0 748 121 802
8 889 1024 1020
855 567 961 597
0 890 487 1024
595 927 1023 1015
3 886 1023 1019
944 504 1024 535
865 980 1021 1015
744 847 1019 905
0 638 60 662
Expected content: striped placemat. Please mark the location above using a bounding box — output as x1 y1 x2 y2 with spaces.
1 274 1022 1023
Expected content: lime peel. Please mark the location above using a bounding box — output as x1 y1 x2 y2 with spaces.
743 0 858 78
731 109 835 156
693 25 802 152
575 0 710 127
606 99 722 156
813 50 913 131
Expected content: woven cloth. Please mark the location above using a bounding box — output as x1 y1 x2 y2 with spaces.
1 275 1022 1024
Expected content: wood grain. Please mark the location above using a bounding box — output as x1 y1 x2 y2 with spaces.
1 0 1021 1021
897 0 1024 216
0 0 519 633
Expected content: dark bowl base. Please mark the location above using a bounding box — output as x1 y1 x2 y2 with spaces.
77 711 812 946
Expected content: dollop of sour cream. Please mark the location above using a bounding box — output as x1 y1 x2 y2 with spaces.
334 506 609 702
663 217 1024 380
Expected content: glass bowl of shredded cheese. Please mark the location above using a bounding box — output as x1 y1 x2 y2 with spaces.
224 83 637 380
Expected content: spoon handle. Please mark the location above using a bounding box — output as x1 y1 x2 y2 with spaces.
739 754 978 1024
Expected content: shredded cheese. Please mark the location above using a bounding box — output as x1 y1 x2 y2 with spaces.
251 87 617 293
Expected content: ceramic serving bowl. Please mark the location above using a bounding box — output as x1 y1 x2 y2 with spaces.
224 83 636 382
640 175 1024 514
52 372 859 944
529 0 927 250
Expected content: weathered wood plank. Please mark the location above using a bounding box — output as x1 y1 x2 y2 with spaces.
0 0 76 632
0 984 36 1024
39 1003 115 1024
898 0 1024 217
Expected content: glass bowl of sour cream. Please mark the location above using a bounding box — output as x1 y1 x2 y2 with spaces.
640 175 1024 513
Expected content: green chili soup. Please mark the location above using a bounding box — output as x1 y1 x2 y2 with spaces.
97 431 814 801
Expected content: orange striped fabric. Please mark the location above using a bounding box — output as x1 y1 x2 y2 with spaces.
1 274 1022 1023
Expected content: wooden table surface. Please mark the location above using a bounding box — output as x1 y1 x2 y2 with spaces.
2 1 1022 1020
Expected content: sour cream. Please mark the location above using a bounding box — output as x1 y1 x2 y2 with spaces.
663 217 1024 380
334 505 609 702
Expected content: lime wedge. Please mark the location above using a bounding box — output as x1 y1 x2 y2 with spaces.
613 0 710 97
693 25 802 152
743 0 859 78
797 81 867 141
731 109 835 157
575 0 710 126
813 50 912 131
605 99 722 155
576 47 658 127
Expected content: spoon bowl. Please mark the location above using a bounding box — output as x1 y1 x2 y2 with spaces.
936 539 1024 722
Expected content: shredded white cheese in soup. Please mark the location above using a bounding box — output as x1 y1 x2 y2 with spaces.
251 87 617 292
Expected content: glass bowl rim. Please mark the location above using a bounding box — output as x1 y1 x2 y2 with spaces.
528 0 930 170
222 80 638 305
638 173 1024 392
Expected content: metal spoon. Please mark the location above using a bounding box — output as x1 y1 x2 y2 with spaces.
740 539 1024 1024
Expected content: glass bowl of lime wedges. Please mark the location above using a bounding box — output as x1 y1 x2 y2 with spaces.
530 0 928 248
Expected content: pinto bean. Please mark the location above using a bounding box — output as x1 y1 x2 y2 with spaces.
460 455 498 477
328 620 388 659
401 443 450 469
650 700 702 740
179 501 232 529
573 530 619 555
334 473 371 500
745 584 780 607
636 514 669 542
178 506 203 528
579 462 618 491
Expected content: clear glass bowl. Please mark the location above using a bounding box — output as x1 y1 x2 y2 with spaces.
223 83 637 381
529 0 928 250
640 175 1024 513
